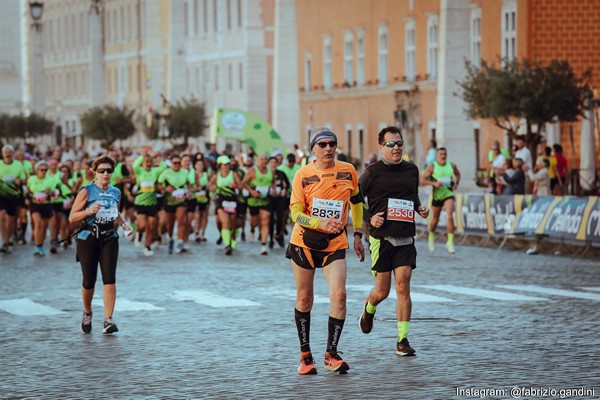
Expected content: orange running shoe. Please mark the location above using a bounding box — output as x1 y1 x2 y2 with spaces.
324 351 349 372
298 352 317 375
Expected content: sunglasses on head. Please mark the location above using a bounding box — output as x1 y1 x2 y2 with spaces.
96 168 113 174
316 141 337 149
383 140 404 148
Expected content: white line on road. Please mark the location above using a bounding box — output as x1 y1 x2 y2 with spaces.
346 285 455 302
171 290 261 307
0 298 65 316
92 298 164 311
498 285 600 301
580 287 600 292
416 285 547 301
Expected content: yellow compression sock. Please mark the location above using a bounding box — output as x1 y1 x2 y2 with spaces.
447 233 454 244
366 301 377 314
398 321 410 341
222 229 231 246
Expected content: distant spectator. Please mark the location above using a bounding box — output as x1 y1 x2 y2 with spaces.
486 141 507 194
514 136 532 171
502 158 526 195
528 158 551 196
205 143 219 170
422 139 437 169
552 144 568 195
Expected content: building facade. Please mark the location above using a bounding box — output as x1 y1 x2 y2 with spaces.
295 0 599 189
0 2 26 115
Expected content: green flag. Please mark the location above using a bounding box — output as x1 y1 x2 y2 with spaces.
211 108 288 155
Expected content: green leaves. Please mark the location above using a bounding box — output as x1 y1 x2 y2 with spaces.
0 112 53 139
80 105 136 148
167 97 208 144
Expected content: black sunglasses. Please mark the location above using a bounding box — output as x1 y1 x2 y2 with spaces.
383 140 404 148
97 168 114 174
39 168 48 172
317 141 337 149
172 161 181 165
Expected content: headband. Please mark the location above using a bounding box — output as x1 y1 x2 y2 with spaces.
309 131 337 151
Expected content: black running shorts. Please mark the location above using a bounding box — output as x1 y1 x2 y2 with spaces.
369 237 417 273
286 243 346 270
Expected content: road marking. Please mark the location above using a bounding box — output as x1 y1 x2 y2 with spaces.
417 285 547 301
171 290 261 307
581 287 600 292
0 298 65 316
92 298 164 311
263 288 357 304
346 284 454 302
498 285 600 301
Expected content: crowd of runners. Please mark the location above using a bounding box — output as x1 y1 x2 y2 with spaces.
0 143 302 258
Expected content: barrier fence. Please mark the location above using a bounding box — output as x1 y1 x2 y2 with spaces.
415 193 600 243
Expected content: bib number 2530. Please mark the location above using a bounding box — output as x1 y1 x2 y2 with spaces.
387 199 414 222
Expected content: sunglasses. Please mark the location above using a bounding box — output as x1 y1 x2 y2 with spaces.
96 168 114 174
39 168 48 172
172 161 181 165
383 140 404 148
316 141 337 149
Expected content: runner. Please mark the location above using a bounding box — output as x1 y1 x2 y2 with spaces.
158 154 192 254
57 164 77 249
14 150 33 245
191 156 210 243
420 147 461 254
26 160 58 256
69 154 133 334
268 156 289 248
287 126 365 375
241 154 274 255
132 148 167 256
210 155 241 255
0 145 26 253
47 158 62 254
277 153 300 237
357 126 429 357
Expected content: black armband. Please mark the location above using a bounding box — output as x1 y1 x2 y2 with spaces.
349 188 364 205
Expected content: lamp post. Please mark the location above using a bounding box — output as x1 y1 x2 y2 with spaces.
29 1 45 115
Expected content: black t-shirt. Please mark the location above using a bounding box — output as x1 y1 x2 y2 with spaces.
359 160 422 239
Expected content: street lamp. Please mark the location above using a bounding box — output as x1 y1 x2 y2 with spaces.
29 1 44 31
29 1 45 116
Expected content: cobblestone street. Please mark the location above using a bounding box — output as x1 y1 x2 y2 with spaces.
1 219 599 399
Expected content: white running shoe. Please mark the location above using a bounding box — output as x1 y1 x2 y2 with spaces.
134 232 142 247
446 241 456 254
144 247 154 256
260 245 268 255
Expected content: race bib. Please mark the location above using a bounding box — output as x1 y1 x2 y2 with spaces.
32 192 48 204
311 198 343 221
242 188 250 197
63 199 73 210
387 198 414 222
140 180 155 193
222 200 236 214
3 175 16 184
95 203 118 223
437 176 452 188
195 190 207 202
172 188 188 201
255 186 270 198
50 189 61 201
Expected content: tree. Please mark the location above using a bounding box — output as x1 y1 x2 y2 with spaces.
80 105 136 148
457 58 591 158
167 97 208 146
0 112 53 141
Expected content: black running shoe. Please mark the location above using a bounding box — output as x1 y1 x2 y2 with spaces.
103 318 119 334
268 240 274 249
81 312 92 334
359 297 375 334
225 246 232 256
216 236 223 245
396 338 416 356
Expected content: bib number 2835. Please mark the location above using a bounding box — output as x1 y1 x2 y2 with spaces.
311 198 343 220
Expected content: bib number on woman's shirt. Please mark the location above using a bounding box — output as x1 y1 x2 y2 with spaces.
140 181 155 193
195 190 207 202
387 198 414 222
255 186 270 198
32 192 48 204
172 188 188 201
311 198 343 221
222 200 236 214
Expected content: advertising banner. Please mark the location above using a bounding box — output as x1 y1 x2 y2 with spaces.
457 193 487 234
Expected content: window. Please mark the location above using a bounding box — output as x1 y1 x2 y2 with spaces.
194 0 199 35
304 51 312 92
405 19 415 81
203 0 208 34
323 34 332 90
196 67 201 94
471 7 482 67
502 0 517 62
121 7 125 43
228 63 233 90
378 24 388 84
238 62 243 90
343 31 353 86
427 14 438 80
226 0 231 30
237 0 242 27
213 0 218 32
356 29 364 86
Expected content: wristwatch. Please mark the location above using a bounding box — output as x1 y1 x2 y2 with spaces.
353 231 363 239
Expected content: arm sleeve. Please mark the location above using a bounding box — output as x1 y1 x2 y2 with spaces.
290 202 321 230
350 199 363 230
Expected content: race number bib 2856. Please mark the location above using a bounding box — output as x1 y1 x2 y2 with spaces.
311 198 343 220
387 198 414 222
